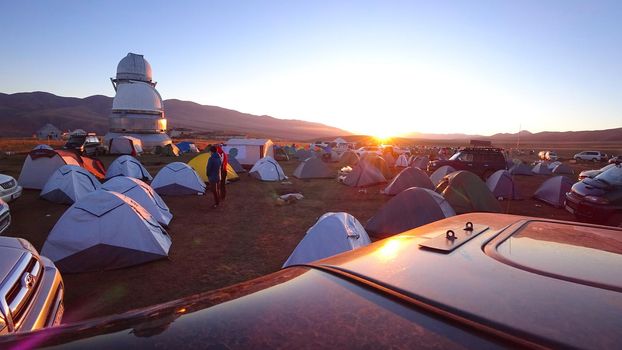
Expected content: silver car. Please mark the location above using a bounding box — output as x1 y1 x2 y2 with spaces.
0 200 9 234
0 175 22 203
0 237 64 334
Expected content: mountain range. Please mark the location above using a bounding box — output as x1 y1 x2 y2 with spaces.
1 91 620 143
0 92 349 140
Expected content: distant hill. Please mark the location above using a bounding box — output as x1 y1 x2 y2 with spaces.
402 128 622 143
0 91 349 140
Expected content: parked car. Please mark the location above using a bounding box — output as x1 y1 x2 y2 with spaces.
609 155 621 164
0 175 22 203
1 213 621 348
63 133 107 156
574 151 607 162
578 163 617 180
0 236 64 334
545 151 558 161
427 147 507 179
0 199 10 234
565 164 622 226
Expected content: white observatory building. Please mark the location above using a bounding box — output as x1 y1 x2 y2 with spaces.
104 53 171 151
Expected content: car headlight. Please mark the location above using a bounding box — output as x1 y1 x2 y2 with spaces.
584 196 609 205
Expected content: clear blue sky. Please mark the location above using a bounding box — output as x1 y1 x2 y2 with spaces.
1 0 621 136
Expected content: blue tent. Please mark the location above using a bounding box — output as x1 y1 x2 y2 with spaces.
176 141 199 154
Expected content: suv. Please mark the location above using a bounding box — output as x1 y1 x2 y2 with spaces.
574 151 606 162
0 175 22 203
565 164 622 226
64 133 107 156
427 147 507 179
0 199 9 234
0 236 64 334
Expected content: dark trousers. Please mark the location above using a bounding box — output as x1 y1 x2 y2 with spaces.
209 182 220 205
220 168 227 200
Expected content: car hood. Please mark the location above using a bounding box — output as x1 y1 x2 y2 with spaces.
578 169 601 179
572 179 608 197
0 247 25 281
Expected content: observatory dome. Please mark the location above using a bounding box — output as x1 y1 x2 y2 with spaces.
112 81 163 113
116 53 153 82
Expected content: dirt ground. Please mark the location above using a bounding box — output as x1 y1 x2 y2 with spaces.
0 147 613 323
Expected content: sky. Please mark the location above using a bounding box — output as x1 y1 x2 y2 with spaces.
1 0 621 137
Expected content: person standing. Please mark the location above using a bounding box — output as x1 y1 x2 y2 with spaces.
216 145 228 200
206 146 222 208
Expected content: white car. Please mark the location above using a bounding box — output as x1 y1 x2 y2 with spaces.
0 174 22 203
545 151 558 161
574 151 606 162
0 199 9 234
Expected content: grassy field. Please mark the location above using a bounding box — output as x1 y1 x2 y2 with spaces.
0 140 619 323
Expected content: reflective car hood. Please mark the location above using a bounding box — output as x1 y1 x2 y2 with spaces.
0 174 14 183
0 247 25 282
572 179 607 197
313 213 622 349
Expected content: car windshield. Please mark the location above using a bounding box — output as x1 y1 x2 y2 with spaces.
449 152 473 161
66 136 85 146
594 165 622 187
448 152 461 161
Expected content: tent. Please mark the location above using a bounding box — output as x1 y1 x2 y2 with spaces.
294 149 314 161
40 165 101 204
532 162 552 175
102 176 172 226
411 155 430 170
282 212 371 268
36 123 61 140
223 139 274 166
228 156 246 173
109 136 143 156
33 144 53 150
293 157 334 179
41 190 171 273
383 153 396 167
18 149 82 189
338 150 359 167
176 141 199 154
187 153 240 182
249 156 287 181
382 167 434 195
343 162 386 187
365 188 455 235
486 170 520 200
105 155 152 181
552 163 574 175
430 165 456 186
151 162 206 195
534 176 575 208
360 153 392 179
155 143 180 157
547 161 562 170
509 163 533 176
436 171 502 214
395 154 410 167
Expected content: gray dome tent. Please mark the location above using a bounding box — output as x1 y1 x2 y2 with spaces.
552 163 574 175
294 149 314 160
382 167 434 195
411 155 430 170
40 165 101 204
430 165 456 186
151 162 206 195
228 156 246 173
366 187 455 236
532 163 552 175
293 157 334 179
102 176 172 226
105 155 152 181
533 176 575 208
509 163 533 176
338 150 359 167
486 170 520 200
343 162 386 187
41 190 171 273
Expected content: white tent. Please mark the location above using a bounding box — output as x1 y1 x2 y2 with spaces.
430 165 456 186
106 155 152 181
102 176 172 226
18 149 82 189
395 154 410 167
109 136 143 155
151 162 206 195
41 190 171 273
224 139 274 166
249 156 287 181
40 165 101 204
283 212 371 268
